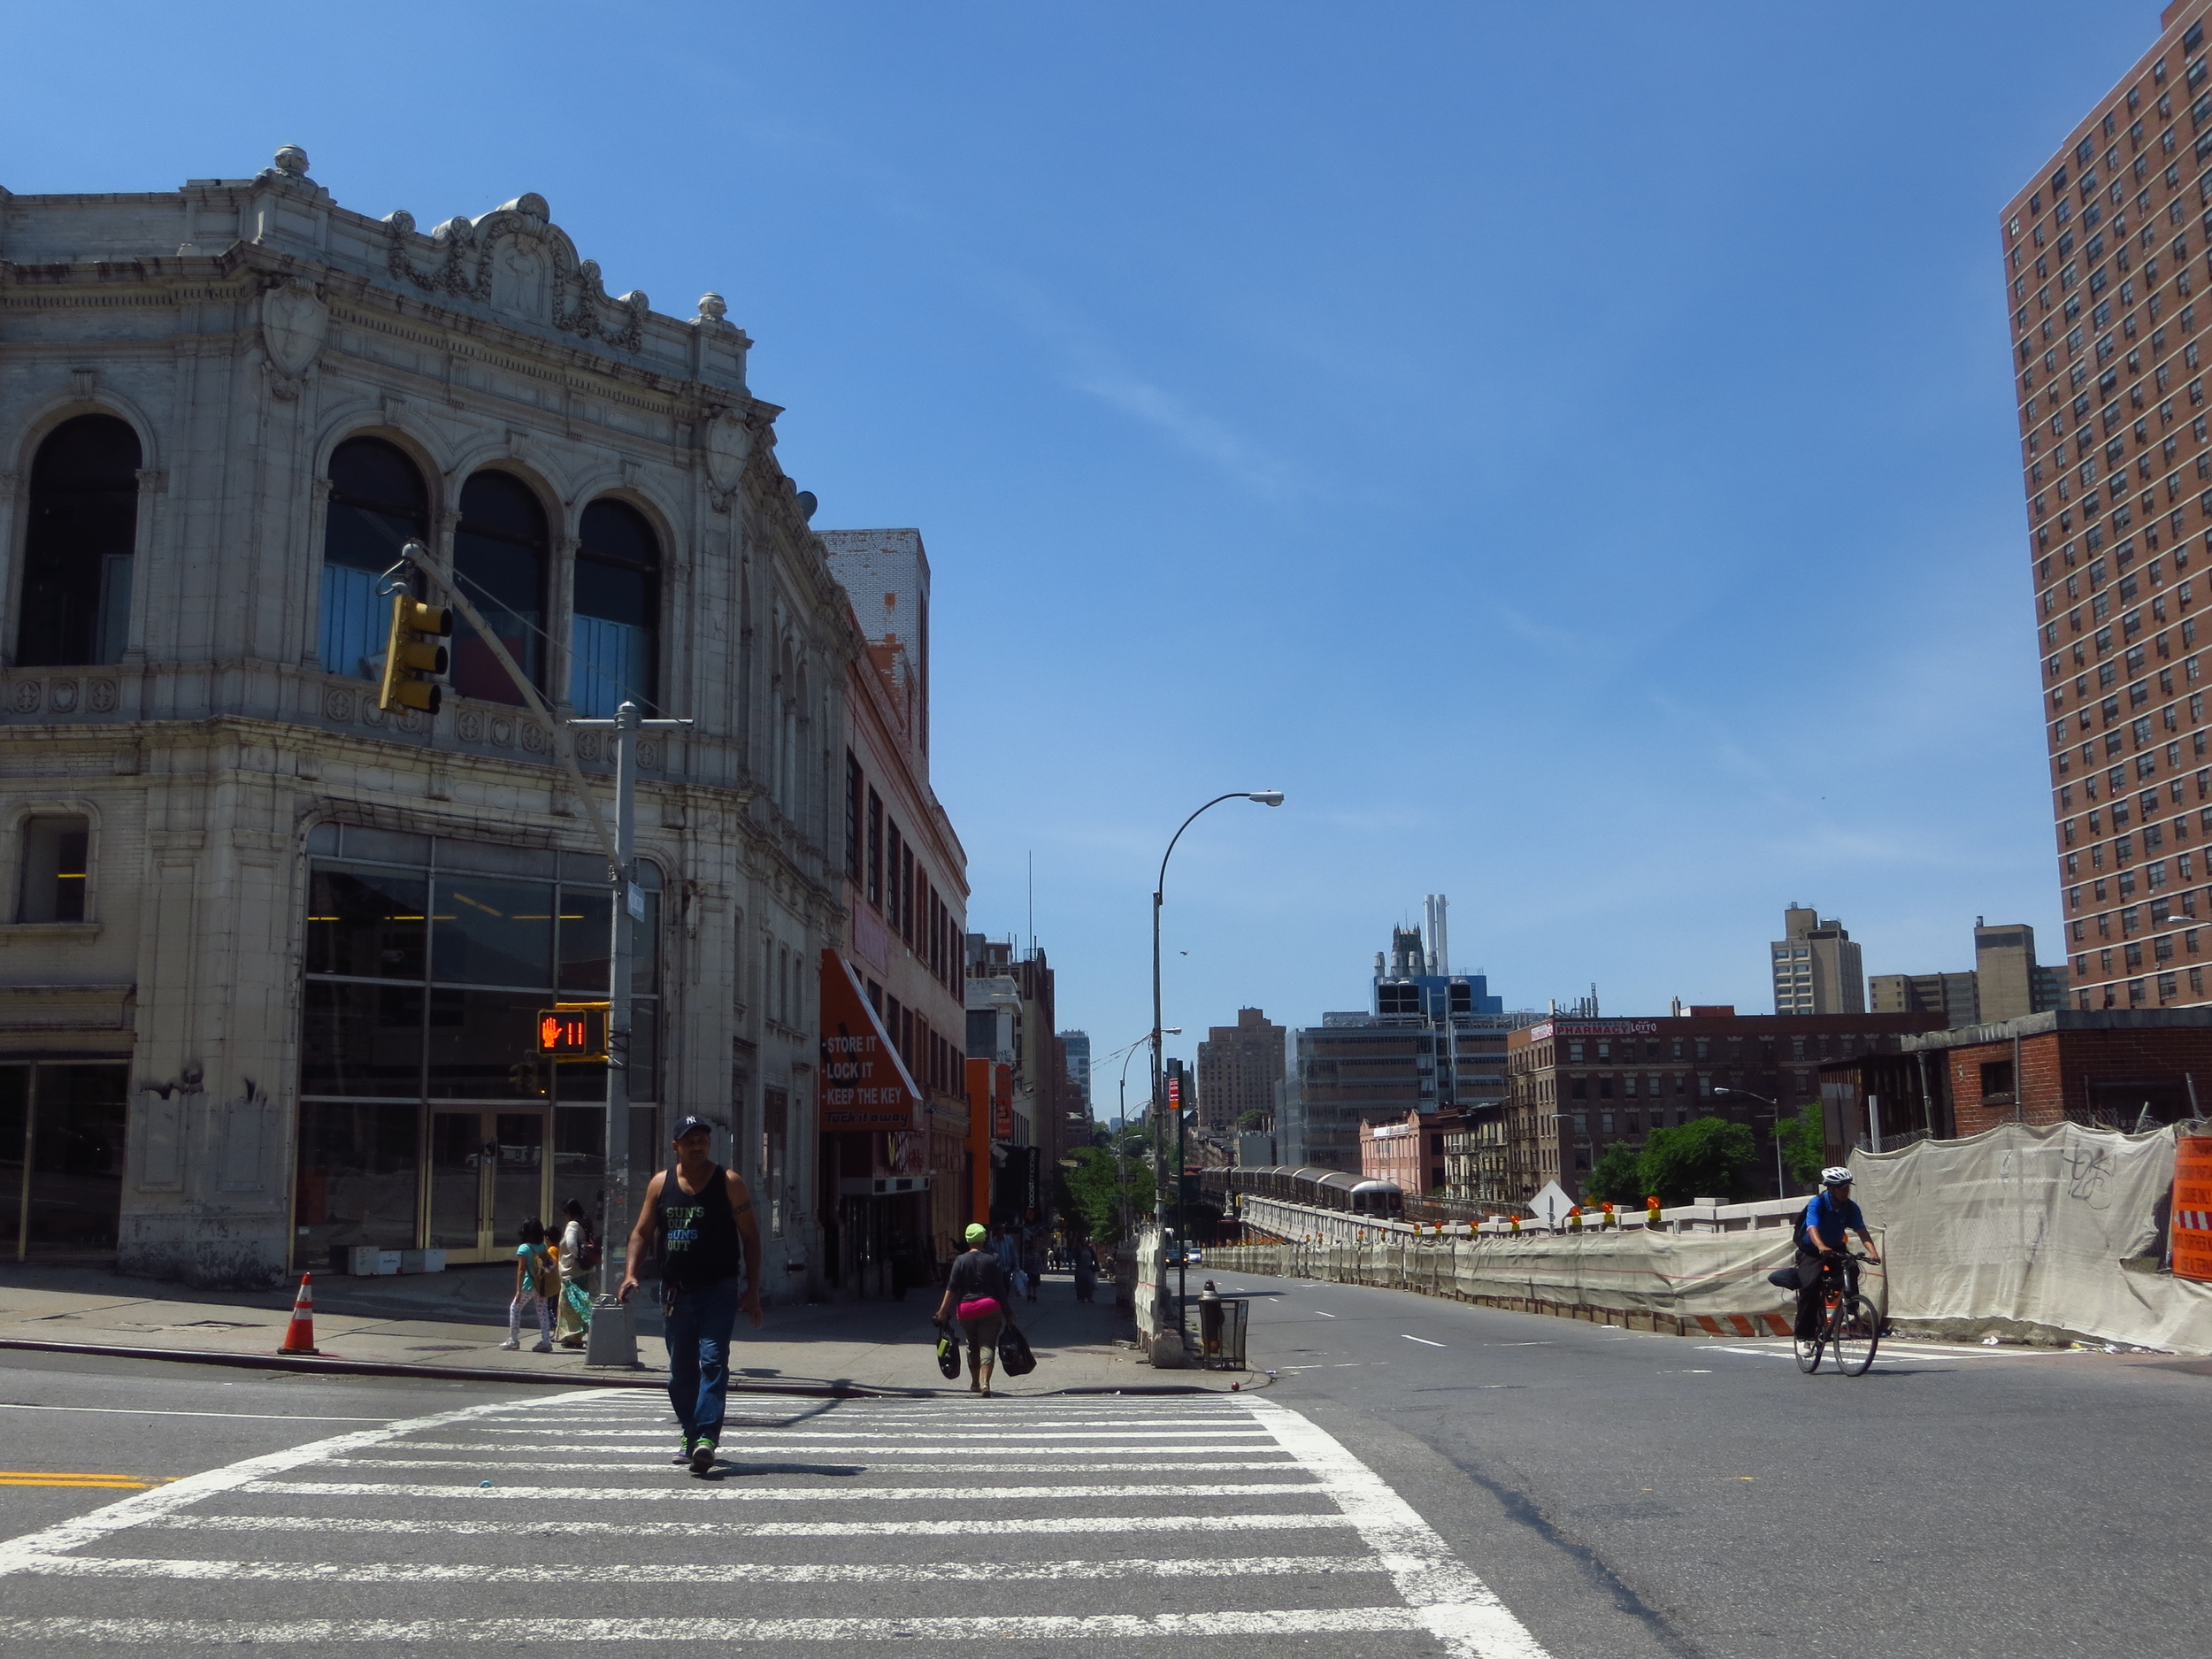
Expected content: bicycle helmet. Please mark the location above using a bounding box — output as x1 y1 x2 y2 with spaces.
1820 1165 1855 1187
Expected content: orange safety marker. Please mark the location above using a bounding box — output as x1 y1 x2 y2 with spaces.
278 1271 320 1356
2176 1134 2212 1284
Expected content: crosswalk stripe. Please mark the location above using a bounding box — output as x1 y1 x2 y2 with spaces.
1243 1397 1552 1659
145 1511 1362 1539
0 1393 602 1578
317 1456 1295 1473
0 1609 1426 1643
237 1479 1324 1502
7 1552 1384 1584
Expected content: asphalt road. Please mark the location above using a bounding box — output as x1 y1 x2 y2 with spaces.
0 1277 2203 1657
1225 1267 2212 1659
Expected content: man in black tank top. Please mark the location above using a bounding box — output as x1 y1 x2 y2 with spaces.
619 1116 764 1475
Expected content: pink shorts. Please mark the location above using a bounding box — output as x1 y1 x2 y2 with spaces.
956 1297 1000 1322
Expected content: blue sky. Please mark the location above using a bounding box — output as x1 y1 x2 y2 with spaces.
1 2 2163 1081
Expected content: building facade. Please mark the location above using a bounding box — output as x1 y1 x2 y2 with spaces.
963 937 1074 1228
1060 1029 1091 1117
818 529 971 1291
2009 0 2212 1013
1195 1007 1285 1133
1502 1009 1945 1205
1769 906 1865 1015
1869 919 2070 1025
1819 1007 2212 1149
0 149 853 1288
1288 916 1512 1170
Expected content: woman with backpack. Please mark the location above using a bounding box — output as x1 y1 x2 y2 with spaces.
500 1217 557 1353
934 1222 1018 1397
555 1197 597 1348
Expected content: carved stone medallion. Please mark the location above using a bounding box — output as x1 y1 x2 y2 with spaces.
261 282 327 380
704 412 753 493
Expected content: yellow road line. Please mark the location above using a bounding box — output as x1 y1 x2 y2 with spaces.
0 1472 173 1489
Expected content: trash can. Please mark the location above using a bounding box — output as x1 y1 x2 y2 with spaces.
1196 1294 1248 1371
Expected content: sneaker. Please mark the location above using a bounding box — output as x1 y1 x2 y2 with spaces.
1794 1340 1817 1361
671 1439 693 1465
688 1438 717 1476
531 1340 554 1354
497 1339 520 1351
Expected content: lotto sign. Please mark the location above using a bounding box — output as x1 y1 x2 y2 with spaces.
2174 1135 2212 1284
536 1004 607 1059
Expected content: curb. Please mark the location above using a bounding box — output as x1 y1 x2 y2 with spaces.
0 1336 1243 1397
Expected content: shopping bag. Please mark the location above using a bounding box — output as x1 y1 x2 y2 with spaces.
996 1323 1037 1377
933 1321 962 1379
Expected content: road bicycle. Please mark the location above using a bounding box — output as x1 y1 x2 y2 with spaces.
1796 1251 1880 1377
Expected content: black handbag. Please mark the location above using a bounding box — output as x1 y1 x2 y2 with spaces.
933 1322 961 1379
995 1323 1037 1377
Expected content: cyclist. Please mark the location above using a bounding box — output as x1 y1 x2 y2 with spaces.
1794 1165 1879 1356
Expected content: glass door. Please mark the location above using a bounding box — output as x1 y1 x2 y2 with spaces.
0 1063 128 1261
426 1109 549 1262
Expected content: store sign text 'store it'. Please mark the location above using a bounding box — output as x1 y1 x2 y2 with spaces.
818 948 922 1132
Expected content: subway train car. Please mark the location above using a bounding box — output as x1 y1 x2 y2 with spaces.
1210 1166 1404 1220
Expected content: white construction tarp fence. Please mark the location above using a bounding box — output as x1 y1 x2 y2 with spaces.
1850 1119 2212 1353
1217 1121 2212 1354
1214 1225 1826 1339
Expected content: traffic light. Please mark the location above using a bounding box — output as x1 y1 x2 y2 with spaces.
378 591 452 714
537 1004 609 1060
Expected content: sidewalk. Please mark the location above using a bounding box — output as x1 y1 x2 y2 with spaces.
0 1261 1233 1396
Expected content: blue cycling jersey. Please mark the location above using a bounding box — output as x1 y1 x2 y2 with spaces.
1803 1189 1867 1251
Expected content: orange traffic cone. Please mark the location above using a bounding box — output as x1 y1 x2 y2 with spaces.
278 1272 319 1356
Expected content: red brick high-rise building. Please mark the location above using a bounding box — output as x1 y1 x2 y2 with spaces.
2010 0 2212 1011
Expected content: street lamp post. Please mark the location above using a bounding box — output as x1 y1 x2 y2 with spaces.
1714 1087 1790 1200
1151 791 1283 1338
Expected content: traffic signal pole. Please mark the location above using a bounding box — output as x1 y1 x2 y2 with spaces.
388 545 689 1366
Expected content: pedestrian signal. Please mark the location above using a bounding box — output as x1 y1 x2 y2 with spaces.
536 1005 608 1059
378 593 453 714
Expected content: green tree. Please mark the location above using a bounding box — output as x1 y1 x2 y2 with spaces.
1636 1116 1757 1206
1775 1100 1827 1189
1062 1144 1141 1248
1584 1141 1643 1203
1235 1109 1271 1132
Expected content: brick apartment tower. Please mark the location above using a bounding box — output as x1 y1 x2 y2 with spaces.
2011 0 2212 1011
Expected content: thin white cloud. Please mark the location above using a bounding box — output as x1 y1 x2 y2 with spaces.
1069 367 1295 497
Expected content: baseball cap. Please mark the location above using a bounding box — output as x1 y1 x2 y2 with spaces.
672 1115 715 1141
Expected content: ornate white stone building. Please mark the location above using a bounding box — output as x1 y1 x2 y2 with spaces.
0 147 856 1289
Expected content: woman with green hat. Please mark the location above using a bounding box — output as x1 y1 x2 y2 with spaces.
934 1223 1018 1396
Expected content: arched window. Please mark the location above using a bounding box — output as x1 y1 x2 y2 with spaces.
451 472 547 706
320 437 428 680
15 415 141 667
570 499 658 716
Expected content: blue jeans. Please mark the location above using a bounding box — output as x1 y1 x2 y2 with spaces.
663 1276 742 1443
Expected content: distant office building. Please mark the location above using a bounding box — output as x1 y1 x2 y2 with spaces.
2008 3 2212 1011
1060 1030 1092 1114
1292 902 1513 1170
1867 919 2070 1025
1975 920 2072 1020
1868 972 1982 1025
1770 906 1866 1015
1196 1009 1286 1133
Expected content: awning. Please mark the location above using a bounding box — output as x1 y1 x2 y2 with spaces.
818 949 924 1132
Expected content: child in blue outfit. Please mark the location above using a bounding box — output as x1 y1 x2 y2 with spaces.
500 1217 556 1353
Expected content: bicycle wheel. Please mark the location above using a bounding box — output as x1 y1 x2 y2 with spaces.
1832 1295 1880 1376
1795 1327 1824 1373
